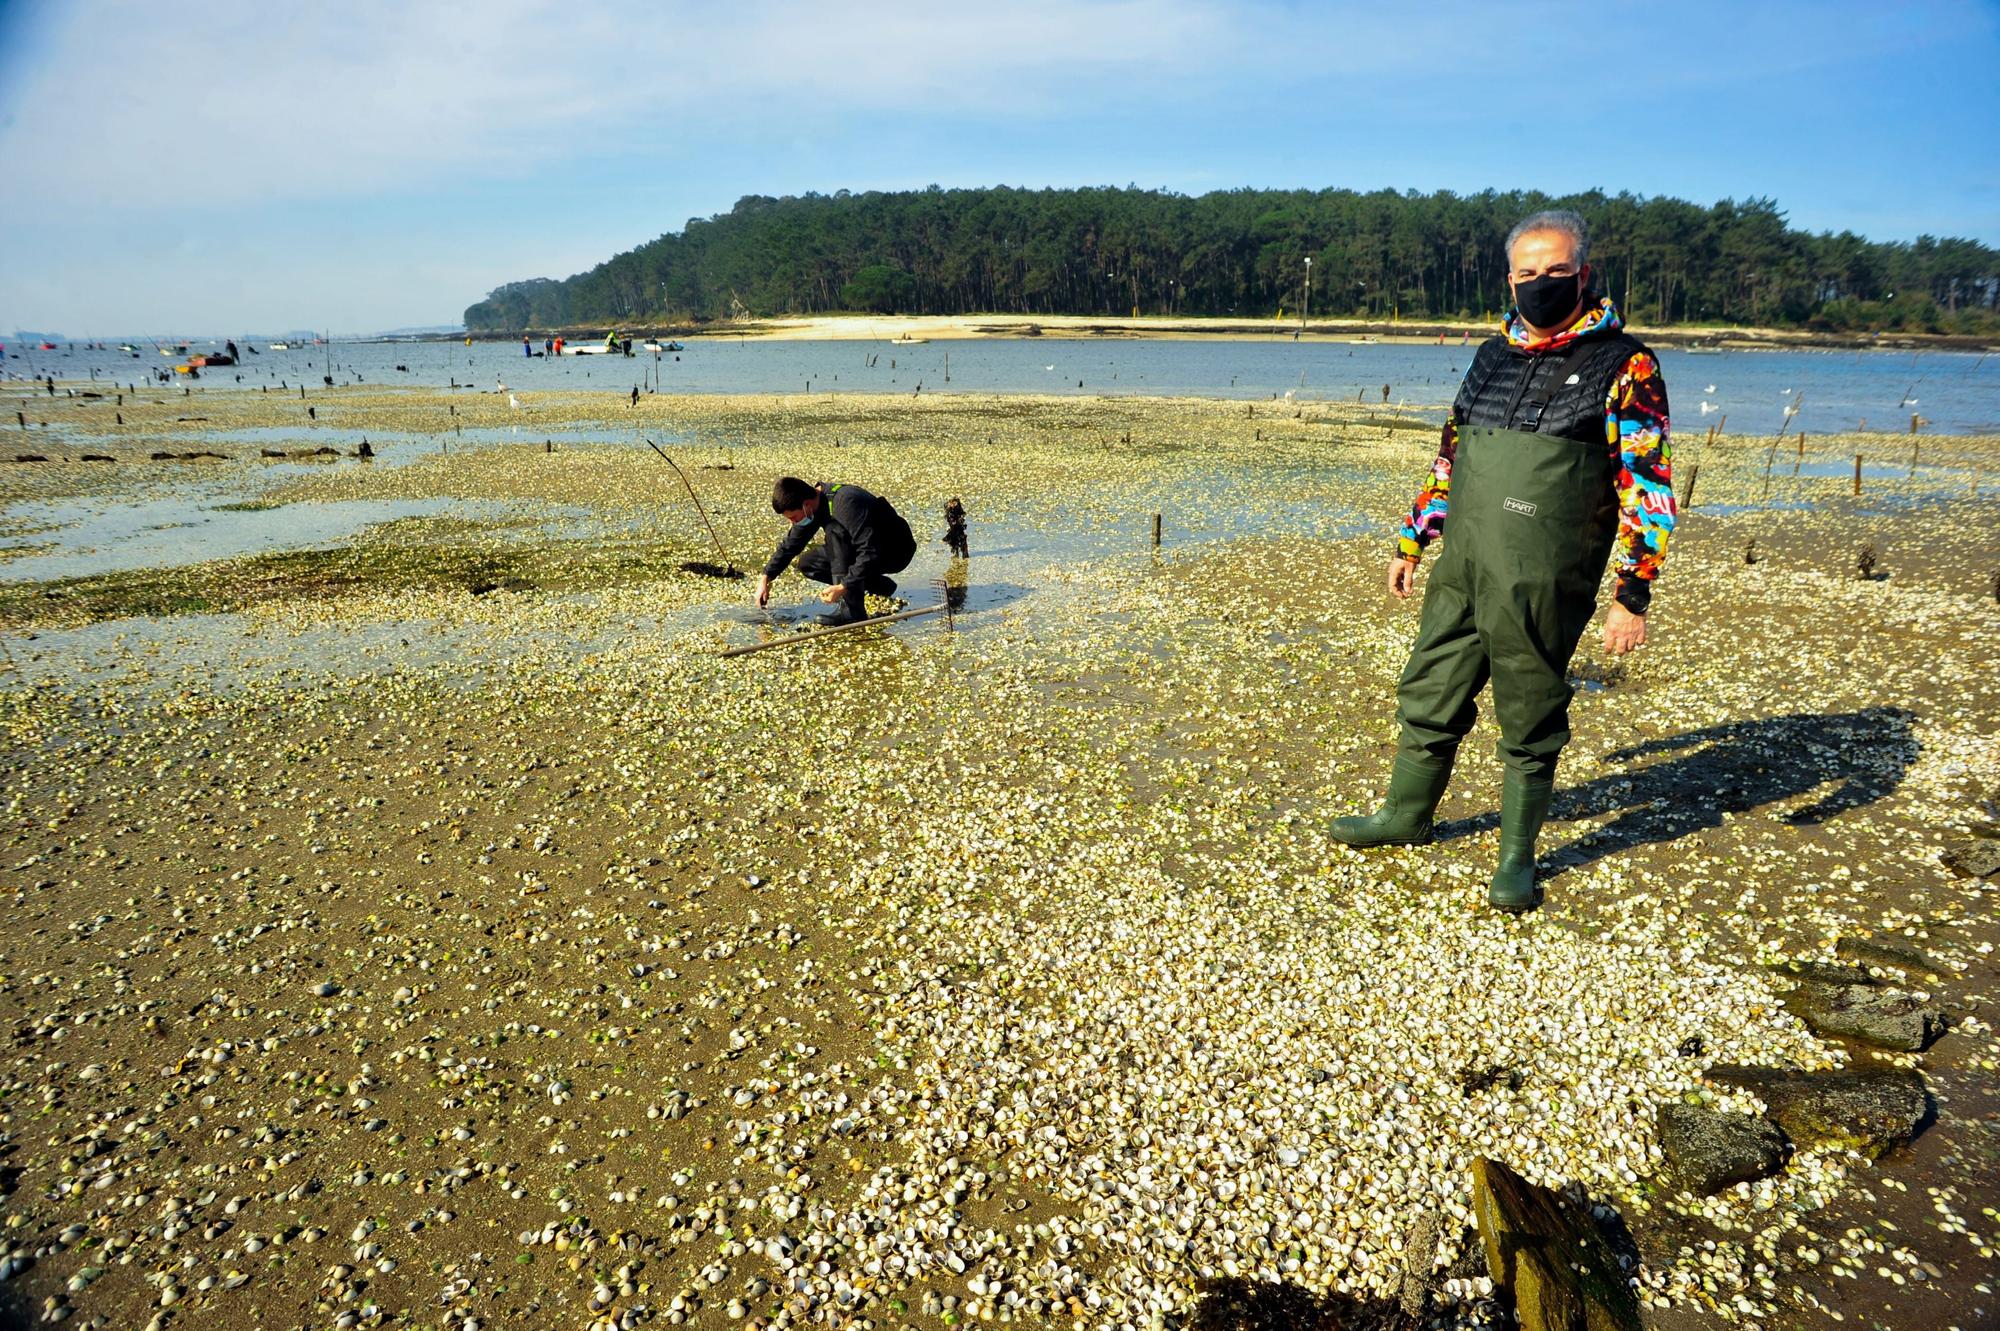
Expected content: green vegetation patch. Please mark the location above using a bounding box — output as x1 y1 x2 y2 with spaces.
0 519 703 630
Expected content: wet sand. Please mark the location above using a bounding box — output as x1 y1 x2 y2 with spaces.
1 384 1997 1331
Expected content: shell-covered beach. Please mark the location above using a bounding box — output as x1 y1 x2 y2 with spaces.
3 382 1998 1331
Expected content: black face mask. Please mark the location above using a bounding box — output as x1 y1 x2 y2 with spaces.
1513 271 1583 330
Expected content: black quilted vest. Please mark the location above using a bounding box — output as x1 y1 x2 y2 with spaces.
1453 317 1651 444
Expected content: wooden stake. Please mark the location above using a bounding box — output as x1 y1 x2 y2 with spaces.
1853 454 1862 495
719 604 947 658
1681 463 1700 511
645 438 733 568
1152 513 1162 547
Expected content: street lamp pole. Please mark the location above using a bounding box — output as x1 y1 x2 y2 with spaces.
1302 256 1312 331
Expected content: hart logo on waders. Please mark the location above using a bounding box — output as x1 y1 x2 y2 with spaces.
1504 496 1539 517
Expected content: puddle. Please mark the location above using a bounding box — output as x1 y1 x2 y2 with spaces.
0 495 507 581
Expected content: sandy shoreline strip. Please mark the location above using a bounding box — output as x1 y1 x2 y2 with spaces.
535 311 2000 352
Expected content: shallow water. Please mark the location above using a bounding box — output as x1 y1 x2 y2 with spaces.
12 337 1997 433
0 494 512 581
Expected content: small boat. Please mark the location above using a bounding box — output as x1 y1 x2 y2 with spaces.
569 344 613 355
118 343 139 353
39 342 57 350
892 335 928 344
269 342 290 350
643 341 684 353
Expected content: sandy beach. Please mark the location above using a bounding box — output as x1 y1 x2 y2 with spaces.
1 382 1997 1331
568 312 2000 353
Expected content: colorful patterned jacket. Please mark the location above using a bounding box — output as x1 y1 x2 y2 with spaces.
1397 296 1674 614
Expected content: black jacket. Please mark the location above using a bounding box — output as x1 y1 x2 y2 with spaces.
763 482 913 591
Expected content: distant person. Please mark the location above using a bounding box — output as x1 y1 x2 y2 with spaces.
943 498 969 558
756 477 916 627
1329 208 1675 913
524 336 533 357
630 385 639 407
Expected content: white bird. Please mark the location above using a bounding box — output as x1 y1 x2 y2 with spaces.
508 394 521 411
1043 364 1055 372
1780 387 1793 395
1699 401 1718 414
1704 384 1716 394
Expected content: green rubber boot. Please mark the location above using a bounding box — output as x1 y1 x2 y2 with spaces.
1329 756 1451 848
1488 773 1555 912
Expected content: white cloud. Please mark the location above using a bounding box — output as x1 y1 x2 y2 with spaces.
0 0 1284 212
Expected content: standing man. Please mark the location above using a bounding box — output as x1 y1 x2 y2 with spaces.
1330 209 1675 912
756 477 917 626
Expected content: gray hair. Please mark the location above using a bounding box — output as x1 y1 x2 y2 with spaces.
1505 209 1590 266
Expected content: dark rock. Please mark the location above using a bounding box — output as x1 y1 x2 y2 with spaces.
12 454 48 463
1782 980 1942 1051
1399 1209 1443 1316
1766 958 1874 986
1654 1104 1789 1196
79 454 113 463
1471 1158 1640 1331
1939 838 2000 880
1834 935 1959 983
1706 1065 1930 1158
1399 1208 1483 1316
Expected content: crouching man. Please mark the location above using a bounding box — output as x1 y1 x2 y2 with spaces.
755 476 916 626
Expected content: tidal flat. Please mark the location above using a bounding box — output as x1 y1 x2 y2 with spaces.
2 383 1998 1331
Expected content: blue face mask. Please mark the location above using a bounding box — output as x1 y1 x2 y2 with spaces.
1514 271 1583 329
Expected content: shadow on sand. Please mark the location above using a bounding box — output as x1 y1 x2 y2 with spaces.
1187 1277 1413 1330
1434 706 1919 879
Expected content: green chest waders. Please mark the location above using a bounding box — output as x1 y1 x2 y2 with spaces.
1394 424 1620 780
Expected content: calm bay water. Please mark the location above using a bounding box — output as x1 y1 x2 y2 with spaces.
9 335 1996 434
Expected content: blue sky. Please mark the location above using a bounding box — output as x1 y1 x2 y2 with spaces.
1 0 1995 335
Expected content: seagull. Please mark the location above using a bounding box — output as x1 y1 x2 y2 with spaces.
1699 401 1718 414
509 394 521 411
1780 388 1793 395
1044 364 1056 372
1704 384 1716 394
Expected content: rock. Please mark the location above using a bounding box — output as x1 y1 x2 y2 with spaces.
1707 1065 1930 1158
1399 1208 1482 1315
1834 935 1958 983
1766 958 1873 986
1654 1104 1789 1196
1782 980 1942 1051
1470 1158 1640 1331
1939 838 2000 880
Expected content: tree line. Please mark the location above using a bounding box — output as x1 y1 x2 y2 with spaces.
464 186 1999 336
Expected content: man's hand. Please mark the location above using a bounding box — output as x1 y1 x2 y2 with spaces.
753 574 772 608
1388 556 1419 600
1603 602 1647 655
819 583 851 605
